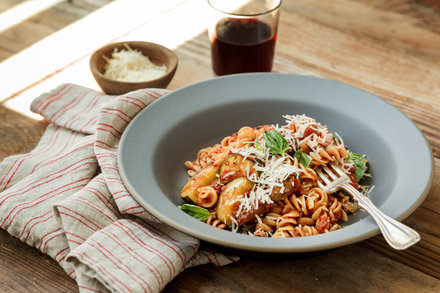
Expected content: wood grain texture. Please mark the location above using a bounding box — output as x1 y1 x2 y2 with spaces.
0 229 77 293
0 106 48 159
164 244 440 293
276 0 440 156
0 0 113 60
0 0 439 292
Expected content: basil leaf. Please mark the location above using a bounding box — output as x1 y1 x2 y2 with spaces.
345 153 366 182
263 130 289 156
293 150 312 168
179 204 214 221
254 138 263 152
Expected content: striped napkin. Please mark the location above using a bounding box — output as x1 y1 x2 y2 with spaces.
0 84 237 293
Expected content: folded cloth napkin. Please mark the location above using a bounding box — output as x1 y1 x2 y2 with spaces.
0 84 238 293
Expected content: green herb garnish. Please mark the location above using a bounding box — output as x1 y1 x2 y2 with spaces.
293 150 312 168
179 204 214 221
253 138 263 152
263 130 289 156
345 153 366 182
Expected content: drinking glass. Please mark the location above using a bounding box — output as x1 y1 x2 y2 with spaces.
207 0 281 76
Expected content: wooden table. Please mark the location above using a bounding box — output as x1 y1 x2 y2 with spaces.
1 0 439 292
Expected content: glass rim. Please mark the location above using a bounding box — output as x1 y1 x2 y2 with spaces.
207 0 282 17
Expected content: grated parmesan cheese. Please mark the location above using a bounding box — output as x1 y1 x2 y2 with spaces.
233 136 303 216
231 114 351 218
103 44 167 82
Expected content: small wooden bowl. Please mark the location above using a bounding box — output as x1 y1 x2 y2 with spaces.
90 41 178 95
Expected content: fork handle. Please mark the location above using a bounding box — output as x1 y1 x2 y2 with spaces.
343 184 421 250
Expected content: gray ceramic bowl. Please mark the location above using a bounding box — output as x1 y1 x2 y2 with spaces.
118 73 433 253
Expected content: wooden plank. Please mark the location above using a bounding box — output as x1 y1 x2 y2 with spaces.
275 0 440 157
0 106 48 158
169 32 214 89
421 158 440 213
355 0 440 33
0 0 191 100
164 244 440 293
284 0 440 63
171 29 440 158
362 196 440 279
3 223 438 293
0 0 113 60
0 229 77 293
0 0 439 292
0 0 21 12
364 231 440 279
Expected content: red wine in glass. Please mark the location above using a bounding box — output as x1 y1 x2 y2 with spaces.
211 18 277 76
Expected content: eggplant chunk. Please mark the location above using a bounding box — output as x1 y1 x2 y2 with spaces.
269 177 300 201
219 154 256 184
180 165 219 204
216 177 257 226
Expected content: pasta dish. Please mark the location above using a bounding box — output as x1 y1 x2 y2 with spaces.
180 114 369 237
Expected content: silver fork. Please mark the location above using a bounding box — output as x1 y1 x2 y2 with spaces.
316 163 420 250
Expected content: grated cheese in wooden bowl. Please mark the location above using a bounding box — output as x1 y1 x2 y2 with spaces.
103 44 167 82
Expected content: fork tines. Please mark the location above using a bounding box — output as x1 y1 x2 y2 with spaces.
316 163 350 193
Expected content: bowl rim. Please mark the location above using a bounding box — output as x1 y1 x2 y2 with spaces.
89 41 178 85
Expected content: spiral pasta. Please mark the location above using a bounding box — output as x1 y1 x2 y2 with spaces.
206 215 226 230
180 114 367 238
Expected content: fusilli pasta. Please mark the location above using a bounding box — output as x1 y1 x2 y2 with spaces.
180 114 368 238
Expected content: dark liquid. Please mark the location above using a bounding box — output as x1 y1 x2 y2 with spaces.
211 18 277 75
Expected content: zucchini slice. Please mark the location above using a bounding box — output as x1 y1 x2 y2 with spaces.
216 177 254 226
180 165 219 204
219 154 255 184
